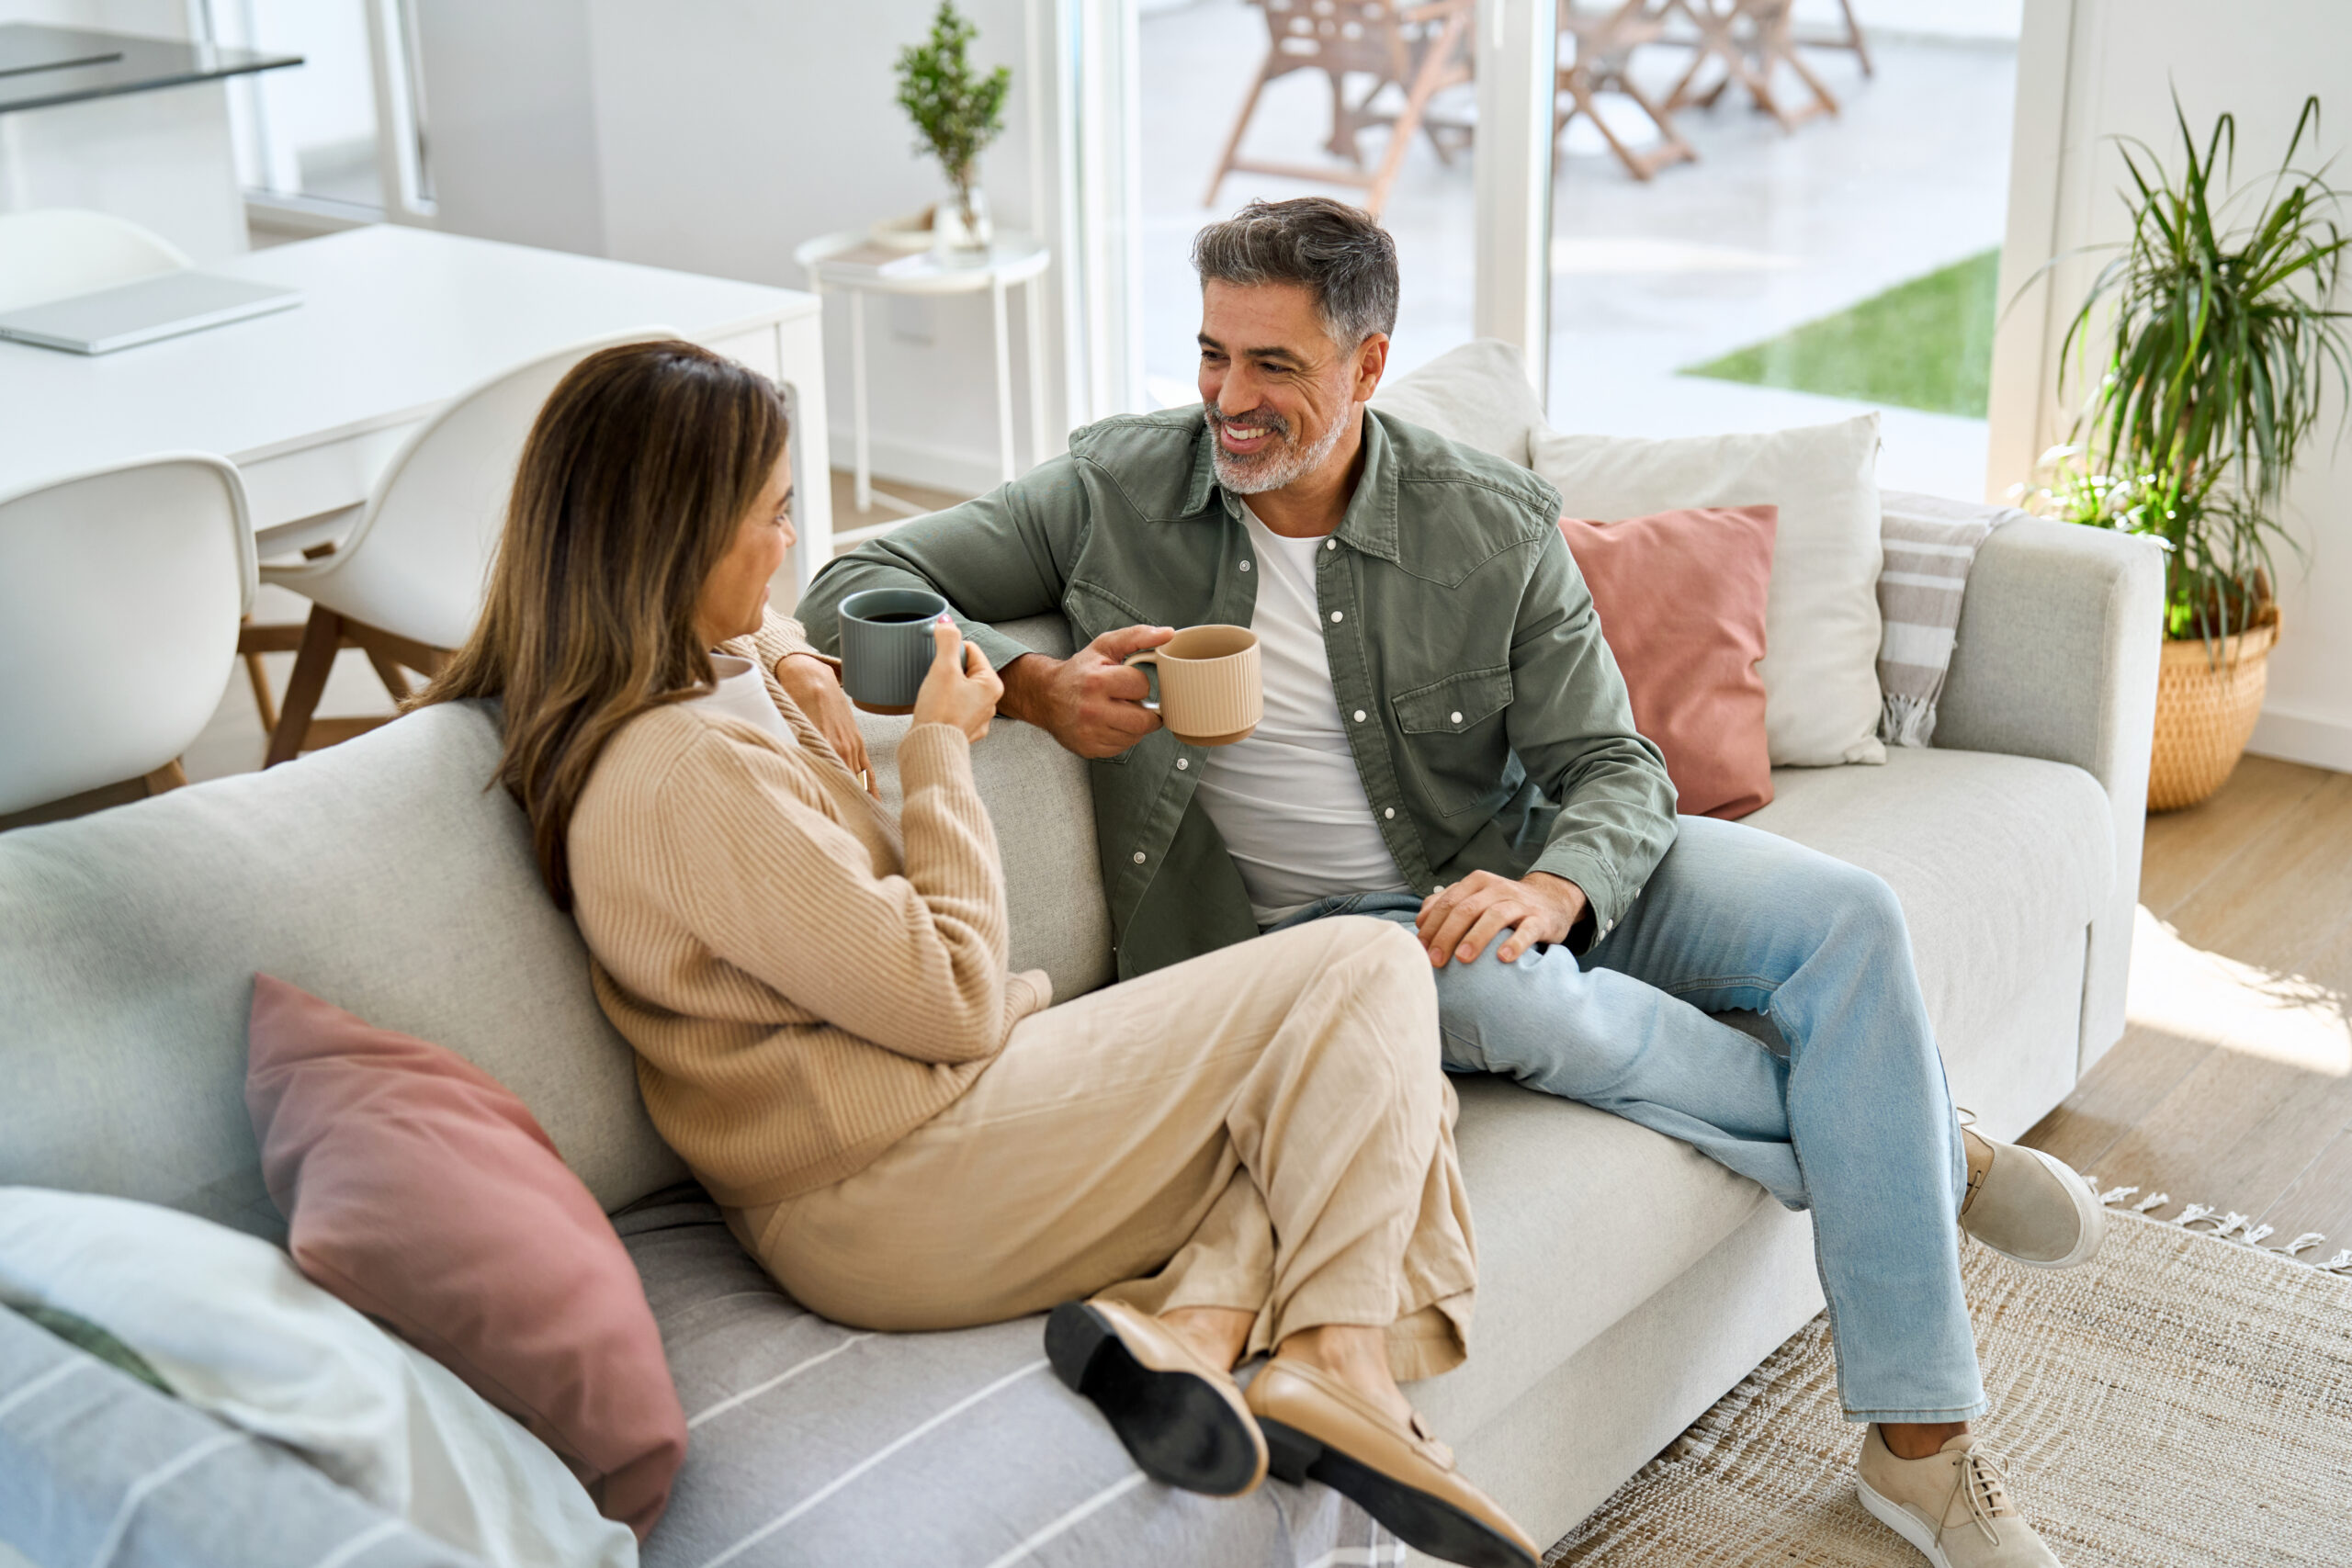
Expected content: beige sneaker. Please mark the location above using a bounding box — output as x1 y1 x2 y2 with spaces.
1856 1426 2061 1567
1959 1126 2105 1269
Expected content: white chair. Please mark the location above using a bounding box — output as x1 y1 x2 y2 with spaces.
245 326 676 765
0 455 254 818
0 209 192 314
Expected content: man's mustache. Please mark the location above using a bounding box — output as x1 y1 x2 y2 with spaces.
1204 405 1292 442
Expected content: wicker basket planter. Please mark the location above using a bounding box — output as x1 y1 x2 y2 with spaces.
2147 610 2279 812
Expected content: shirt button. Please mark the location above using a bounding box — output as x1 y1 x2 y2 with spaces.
1352 709 1366 722
1330 611 1343 624
1325 539 1337 550
1383 807 1395 819
1133 851 1147 864
1450 710 1464 724
1176 757 1189 770
1238 559 1251 572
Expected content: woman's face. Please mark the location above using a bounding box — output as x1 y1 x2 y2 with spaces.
694 450 797 648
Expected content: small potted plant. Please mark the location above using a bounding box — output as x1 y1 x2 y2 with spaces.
895 2 1011 257
2030 96 2350 810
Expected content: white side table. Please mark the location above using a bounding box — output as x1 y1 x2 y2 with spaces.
794 230 1050 530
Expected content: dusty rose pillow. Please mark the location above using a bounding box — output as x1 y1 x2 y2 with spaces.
1559 505 1777 819
244 975 687 1539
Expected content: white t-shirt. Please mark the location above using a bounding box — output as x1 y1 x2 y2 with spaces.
694 654 791 742
1193 506 1411 925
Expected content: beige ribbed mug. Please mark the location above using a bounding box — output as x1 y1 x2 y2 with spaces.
1125 625 1263 746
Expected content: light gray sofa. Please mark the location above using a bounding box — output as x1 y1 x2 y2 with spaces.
0 356 2163 1567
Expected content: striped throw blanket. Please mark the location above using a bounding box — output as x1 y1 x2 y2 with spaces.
1876 496 2012 747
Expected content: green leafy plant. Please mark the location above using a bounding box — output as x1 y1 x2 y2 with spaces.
894 2 1011 237
2032 95 2352 643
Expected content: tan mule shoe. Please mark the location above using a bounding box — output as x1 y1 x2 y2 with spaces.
1045 1298 1267 1496
1247 1357 1540 1568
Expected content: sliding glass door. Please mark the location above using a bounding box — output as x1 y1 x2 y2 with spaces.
1059 0 1556 422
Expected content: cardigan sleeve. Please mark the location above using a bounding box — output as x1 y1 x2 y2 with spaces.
752 607 839 674
647 722 1017 1066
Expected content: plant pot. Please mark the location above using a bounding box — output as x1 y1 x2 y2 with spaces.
932 186 992 257
2147 608 2279 812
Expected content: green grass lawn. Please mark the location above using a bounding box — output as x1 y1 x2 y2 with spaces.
1681 248 2000 418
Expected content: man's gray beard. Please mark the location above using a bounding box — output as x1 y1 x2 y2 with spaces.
1210 408 1351 496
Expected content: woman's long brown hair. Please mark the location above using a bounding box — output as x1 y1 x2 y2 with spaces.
416 339 789 908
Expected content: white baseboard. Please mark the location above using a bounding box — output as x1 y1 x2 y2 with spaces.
829 432 1006 500
2247 702 2352 774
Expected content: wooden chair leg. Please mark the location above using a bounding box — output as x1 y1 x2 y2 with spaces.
1362 5 1471 219
142 760 188 795
1204 59 1277 208
1838 0 1871 74
266 605 344 768
362 646 415 705
243 649 279 735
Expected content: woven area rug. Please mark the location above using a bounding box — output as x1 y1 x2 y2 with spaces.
1546 1209 2352 1566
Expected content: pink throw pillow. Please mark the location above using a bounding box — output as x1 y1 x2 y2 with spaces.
1559 506 1777 820
244 975 687 1538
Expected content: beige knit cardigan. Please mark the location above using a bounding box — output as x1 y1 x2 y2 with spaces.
569 610 1051 1207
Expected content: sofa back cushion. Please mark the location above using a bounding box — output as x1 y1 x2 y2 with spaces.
0 625 1116 1233
854 614 1116 1005
0 701 686 1233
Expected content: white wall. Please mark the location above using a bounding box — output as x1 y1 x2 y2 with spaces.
1988 0 2352 772
400 0 1051 497
586 0 1046 494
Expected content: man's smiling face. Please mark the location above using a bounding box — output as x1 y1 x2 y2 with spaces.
1196 279 1373 495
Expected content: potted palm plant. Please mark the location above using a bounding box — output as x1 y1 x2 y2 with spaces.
2034 96 2350 810
895 2 1011 257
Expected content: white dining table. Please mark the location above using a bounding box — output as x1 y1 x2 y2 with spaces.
0 223 837 588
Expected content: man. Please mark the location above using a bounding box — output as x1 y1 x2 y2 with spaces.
794 197 2101 1568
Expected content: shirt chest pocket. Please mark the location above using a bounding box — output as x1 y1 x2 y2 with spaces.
1390 666 1514 817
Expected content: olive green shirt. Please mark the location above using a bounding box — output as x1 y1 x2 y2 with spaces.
800 407 1678 980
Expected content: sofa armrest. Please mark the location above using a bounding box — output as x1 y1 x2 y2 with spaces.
1921 499 2165 1072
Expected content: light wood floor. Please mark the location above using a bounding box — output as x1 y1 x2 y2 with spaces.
2019 756 2352 1250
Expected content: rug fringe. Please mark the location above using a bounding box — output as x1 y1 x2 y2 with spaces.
2086 1175 2352 1277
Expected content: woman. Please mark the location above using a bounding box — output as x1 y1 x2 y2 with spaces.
417 341 1539 1568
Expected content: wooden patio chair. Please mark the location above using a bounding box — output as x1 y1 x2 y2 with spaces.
1556 0 1697 182
1663 0 1838 134
1203 0 1477 220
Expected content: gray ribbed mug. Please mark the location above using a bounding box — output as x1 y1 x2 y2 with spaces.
839 588 959 715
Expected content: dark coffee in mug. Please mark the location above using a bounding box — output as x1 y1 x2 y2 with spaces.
838 587 962 714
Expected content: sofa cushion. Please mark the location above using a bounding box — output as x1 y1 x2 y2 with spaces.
1530 414 1888 771
613 1188 1389 1567
1746 746 2113 1069
1559 505 1777 819
0 702 685 1234
1414 1083 1776 1439
0 1187 635 1567
856 614 1117 1005
0 1304 482 1568
246 975 688 1538
1370 338 1552 468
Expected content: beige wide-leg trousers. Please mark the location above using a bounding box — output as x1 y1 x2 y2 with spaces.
735 916 1478 1382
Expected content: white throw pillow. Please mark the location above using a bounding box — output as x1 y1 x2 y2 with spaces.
1371 338 1551 468
0 1188 636 1568
1530 413 1888 768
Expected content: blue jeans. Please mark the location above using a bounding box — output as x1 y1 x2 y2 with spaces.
1274 814 1984 1423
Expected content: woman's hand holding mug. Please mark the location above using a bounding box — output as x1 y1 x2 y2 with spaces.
913 615 1002 743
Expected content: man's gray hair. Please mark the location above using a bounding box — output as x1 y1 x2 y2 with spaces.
1191 197 1399 348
